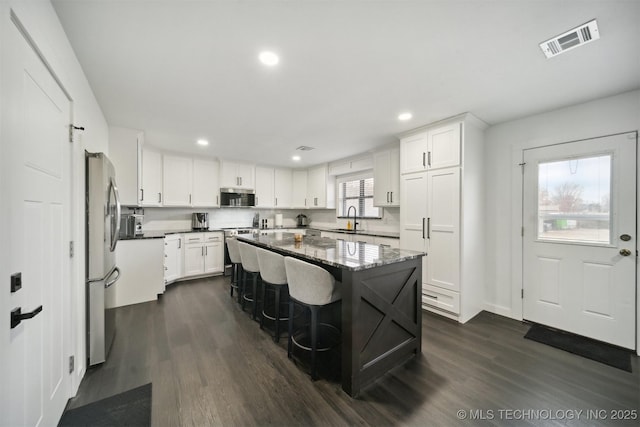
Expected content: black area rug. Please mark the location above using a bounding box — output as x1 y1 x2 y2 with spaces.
58 383 151 427
525 324 632 372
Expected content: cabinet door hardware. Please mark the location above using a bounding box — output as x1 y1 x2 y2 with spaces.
425 294 438 300
275 197 278 206
189 194 192 204
386 192 389 203
422 218 425 239
427 151 432 167
390 192 393 203
201 246 204 256
158 192 162 203
205 246 208 256
422 152 426 167
178 239 181 249
427 217 431 239
140 188 144 201
216 195 219 205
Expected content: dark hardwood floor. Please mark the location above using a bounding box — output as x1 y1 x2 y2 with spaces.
68 276 640 426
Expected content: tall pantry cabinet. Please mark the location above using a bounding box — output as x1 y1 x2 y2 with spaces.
399 113 486 323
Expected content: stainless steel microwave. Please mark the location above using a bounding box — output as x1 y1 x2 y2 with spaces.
220 188 256 207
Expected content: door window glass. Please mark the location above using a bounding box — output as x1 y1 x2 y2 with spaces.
537 154 611 243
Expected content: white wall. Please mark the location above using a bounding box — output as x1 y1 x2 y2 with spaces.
0 0 109 398
484 90 640 324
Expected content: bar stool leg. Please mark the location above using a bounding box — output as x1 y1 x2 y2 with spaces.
259 281 268 330
241 270 247 311
287 301 294 358
237 265 244 304
310 306 319 381
274 286 281 343
251 274 259 320
230 264 235 297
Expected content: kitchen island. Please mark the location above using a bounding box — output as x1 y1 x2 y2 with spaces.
238 232 424 397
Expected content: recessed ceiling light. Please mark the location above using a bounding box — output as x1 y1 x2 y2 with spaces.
197 139 209 146
398 112 413 121
292 155 301 161
259 51 279 66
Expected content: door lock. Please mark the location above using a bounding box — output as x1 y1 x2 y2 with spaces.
10 305 43 329
619 249 632 257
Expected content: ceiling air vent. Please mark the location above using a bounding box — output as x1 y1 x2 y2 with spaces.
296 145 315 151
539 19 600 59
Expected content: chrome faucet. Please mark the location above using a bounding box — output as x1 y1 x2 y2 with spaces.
347 206 358 232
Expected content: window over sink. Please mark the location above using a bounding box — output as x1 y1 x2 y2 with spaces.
337 172 381 219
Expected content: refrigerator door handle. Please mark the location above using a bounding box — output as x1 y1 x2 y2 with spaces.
104 266 121 289
108 177 122 252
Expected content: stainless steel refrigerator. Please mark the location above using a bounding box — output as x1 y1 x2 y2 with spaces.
86 151 122 365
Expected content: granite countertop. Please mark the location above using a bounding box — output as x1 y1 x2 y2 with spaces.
119 229 225 240
309 226 400 239
237 232 423 272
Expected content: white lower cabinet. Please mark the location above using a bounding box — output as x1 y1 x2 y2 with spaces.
183 232 224 277
164 234 183 285
110 239 164 308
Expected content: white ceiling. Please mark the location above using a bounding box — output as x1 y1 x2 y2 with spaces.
52 0 640 168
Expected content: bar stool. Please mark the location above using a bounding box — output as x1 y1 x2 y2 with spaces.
284 256 342 381
237 241 261 320
225 237 243 302
256 247 289 342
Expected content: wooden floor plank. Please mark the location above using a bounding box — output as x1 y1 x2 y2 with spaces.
67 276 640 426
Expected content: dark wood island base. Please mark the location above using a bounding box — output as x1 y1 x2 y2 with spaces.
238 232 424 397
341 258 422 397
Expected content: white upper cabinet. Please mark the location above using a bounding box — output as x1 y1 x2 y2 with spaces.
108 126 142 206
140 148 163 206
307 164 335 209
328 155 373 176
400 122 461 174
427 122 461 170
192 159 220 207
291 169 308 208
220 160 255 189
274 168 292 208
373 147 400 207
400 132 428 174
162 154 193 206
255 166 275 208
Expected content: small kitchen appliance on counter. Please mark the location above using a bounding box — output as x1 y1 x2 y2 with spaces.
296 213 308 227
119 213 144 238
192 212 209 230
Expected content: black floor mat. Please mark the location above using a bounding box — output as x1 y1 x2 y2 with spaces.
525 324 632 372
58 383 151 427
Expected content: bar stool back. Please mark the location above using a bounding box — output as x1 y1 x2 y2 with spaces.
284 256 341 381
237 242 261 320
256 248 289 342
226 237 243 301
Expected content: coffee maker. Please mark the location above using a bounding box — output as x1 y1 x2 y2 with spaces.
192 212 209 230
296 214 308 227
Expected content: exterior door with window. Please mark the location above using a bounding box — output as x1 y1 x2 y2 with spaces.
522 133 637 349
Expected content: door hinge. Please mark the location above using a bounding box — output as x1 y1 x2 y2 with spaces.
521 289 524 299
69 355 75 374
69 241 74 258
69 124 85 143
518 162 526 173
521 226 524 237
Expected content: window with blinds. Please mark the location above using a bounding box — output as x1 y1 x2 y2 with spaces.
337 173 381 218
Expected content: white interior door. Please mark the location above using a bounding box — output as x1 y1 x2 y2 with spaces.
523 133 637 349
2 17 72 426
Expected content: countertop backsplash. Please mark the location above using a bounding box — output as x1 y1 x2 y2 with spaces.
135 206 400 234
